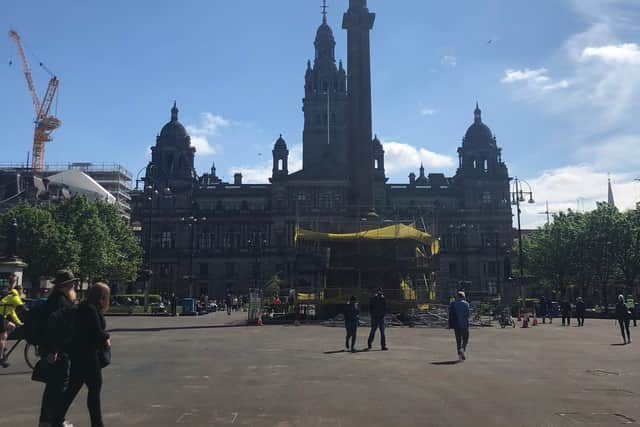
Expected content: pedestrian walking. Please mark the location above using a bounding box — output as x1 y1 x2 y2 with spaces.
344 296 359 352
170 293 177 317
546 298 554 324
39 269 78 427
367 288 388 351
0 273 24 368
448 291 470 361
59 283 111 427
575 297 586 327
626 295 636 327
539 296 548 324
561 299 571 326
616 294 632 344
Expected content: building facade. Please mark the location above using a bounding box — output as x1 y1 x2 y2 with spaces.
130 0 513 301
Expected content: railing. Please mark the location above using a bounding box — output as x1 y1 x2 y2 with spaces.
0 162 133 178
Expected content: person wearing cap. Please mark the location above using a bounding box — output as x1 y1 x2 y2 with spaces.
448 291 470 361
0 273 24 368
367 288 388 351
344 296 359 352
39 269 78 427
575 297 586 327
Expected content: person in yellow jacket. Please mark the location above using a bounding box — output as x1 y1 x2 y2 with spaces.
1 273 24 368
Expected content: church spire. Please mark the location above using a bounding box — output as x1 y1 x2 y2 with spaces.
608 176 616 207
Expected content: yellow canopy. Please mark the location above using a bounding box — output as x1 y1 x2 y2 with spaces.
295 223 440 255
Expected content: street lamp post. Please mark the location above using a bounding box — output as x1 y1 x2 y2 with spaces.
248 230 267 291
181 213 207 298
511 177 535 310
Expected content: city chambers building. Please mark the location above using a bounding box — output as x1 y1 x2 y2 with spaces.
130 0 513 302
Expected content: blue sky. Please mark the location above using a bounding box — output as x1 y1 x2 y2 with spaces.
2 0 640 226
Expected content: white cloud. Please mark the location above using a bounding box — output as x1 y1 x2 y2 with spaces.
518 164 639 228
382 141 454 174
186 112 232 157
420 107 437 116
440 55 457 67
576 134 640 170
502 68 550 84
229 144 302 184
582 43 640 64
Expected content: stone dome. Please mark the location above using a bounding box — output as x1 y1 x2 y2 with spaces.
463 104 496 147
160 102 188 141
274 134 287 150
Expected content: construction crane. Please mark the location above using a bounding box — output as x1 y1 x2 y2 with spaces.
9 30 61 174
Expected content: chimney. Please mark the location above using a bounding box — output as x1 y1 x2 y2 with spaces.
234 173 243 185
409 173 416 185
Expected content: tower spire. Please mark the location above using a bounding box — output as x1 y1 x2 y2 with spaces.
608 175 615 207
474 102 482 123
171 101 179 122
321 0 328 23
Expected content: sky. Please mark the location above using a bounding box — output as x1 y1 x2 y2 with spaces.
2 0 640 228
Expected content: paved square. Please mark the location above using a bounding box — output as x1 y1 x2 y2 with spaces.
1 314 638 426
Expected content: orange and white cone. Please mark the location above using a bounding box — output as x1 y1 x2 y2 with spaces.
532 309 538 326
257 313 263 326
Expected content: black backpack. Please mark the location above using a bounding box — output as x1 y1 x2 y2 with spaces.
22 301 49 345
46 305 77 347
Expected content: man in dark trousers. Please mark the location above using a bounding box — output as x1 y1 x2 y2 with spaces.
344 296 359 352
449 291 470 362
367 288 388 351
539 296 548 324
575 297 586 327
561 298 571 326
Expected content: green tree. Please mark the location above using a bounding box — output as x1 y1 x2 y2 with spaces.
582 203 620 306
1 203 80 287
95 200 143 284
614 208 640 296
50 196 143 284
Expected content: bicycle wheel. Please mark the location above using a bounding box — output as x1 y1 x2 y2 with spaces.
24 343 39 370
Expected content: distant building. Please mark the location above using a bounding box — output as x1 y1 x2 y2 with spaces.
130 1 513 302
0 162 132 217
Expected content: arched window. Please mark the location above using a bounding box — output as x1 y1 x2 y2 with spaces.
278 159 284 171
472 159 477 169
374 159 379 169
483 159 488 172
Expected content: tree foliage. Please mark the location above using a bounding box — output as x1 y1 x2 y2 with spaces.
521 203 640 298
1 196 142 286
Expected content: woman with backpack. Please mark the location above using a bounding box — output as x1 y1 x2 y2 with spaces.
39 270 77 427
0 273 24 368
59 282 111 427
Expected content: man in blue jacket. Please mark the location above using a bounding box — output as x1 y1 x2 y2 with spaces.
448 291 470 362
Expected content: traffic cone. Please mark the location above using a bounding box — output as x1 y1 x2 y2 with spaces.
522 316 529 328
517 310 522 322
257 314 263 326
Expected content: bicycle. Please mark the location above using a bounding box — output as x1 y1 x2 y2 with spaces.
3 331 40 370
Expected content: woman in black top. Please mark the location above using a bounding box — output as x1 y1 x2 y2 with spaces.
60 282 111 427
40 270 78 427
615 294 632 345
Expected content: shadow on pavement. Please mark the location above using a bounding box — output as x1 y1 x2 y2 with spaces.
324 349 347 354
430 360 460 366
610 343 627 346
108 323 249 333
0 370 32 376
